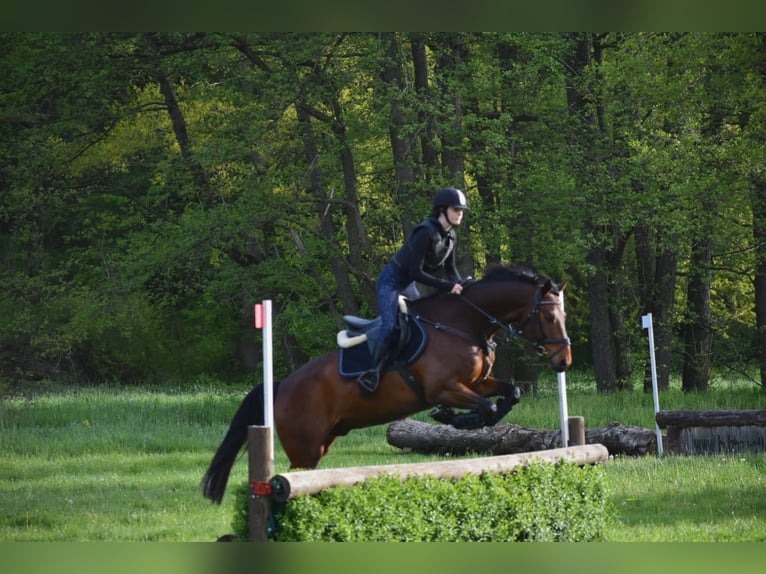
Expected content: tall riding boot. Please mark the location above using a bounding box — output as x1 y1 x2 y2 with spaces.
357 334 393 393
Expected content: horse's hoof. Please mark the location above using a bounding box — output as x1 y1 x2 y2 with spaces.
429 406 454 424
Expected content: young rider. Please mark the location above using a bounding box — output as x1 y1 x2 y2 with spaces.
357 187 469 392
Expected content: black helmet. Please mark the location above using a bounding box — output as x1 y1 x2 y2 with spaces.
432 187 469 210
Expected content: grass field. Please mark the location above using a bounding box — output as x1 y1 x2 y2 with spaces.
1 373 765 542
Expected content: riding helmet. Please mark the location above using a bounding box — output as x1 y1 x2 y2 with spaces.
432 187 469 210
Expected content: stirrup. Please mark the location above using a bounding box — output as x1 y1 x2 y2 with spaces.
357 369 380 393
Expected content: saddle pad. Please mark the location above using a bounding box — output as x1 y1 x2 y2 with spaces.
339 315 428 378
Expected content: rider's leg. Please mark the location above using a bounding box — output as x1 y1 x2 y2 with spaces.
357 268 401 393
357 331 396 393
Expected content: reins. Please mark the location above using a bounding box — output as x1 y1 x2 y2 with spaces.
413 312 496 354
455 294 519 339
412 283 571 361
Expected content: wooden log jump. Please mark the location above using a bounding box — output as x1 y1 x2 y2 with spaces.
386 418 657 457
269 443 609 502
656 410 766 454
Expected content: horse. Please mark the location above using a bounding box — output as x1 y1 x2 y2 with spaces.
202 263 571 503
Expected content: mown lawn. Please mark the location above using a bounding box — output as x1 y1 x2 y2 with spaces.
1 377 765 542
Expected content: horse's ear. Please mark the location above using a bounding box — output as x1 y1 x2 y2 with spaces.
542 279 553 295
559 281 567 292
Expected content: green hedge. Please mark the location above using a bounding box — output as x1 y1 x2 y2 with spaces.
233 460 607 542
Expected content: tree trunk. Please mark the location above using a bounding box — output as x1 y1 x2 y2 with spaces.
587 246 619 391
608 233 632 386
328 97 375 312
152 72 212 205
754 173 766 393
409 33 440 180
564 33 622 392
431 33 472 277
432 33 466 185
636 224 677 391
682 236 713 392
652 247 678 389
386 418 657 457
753 33 766 393
379 33 418 236
656 410 766 427
143 33 212 204
294 103 349 327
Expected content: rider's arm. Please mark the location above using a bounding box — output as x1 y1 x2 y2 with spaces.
403 229 455 291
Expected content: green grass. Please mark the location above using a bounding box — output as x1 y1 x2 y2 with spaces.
512 369 766 429
0 383 244 541
603 454 766 541
1 376 766 541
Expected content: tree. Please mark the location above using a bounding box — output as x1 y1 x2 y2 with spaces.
562 33 634 392
1 32 764 389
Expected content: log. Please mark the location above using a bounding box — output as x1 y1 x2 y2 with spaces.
270 444 609 502
656 410 766 428
655 410 766 454
386 418 657 457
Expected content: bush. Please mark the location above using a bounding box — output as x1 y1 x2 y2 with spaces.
232 460 607 542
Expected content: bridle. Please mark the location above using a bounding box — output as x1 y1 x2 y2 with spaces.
516 287 571 360
458 285 571 360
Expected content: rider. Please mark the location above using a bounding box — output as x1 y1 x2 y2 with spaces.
357 187 470 393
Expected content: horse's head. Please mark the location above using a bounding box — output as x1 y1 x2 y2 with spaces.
433 263 572 373
522 279 572 372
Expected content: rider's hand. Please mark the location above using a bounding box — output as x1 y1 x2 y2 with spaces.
450 283 463 295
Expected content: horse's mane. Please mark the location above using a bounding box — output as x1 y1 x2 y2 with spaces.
410 263 554 307
479 263 549 287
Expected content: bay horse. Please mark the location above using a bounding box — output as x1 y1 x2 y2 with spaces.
202 263 571 503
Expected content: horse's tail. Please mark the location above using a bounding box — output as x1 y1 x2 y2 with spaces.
201 382 277 504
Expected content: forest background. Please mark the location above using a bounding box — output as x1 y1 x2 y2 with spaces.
3 32 766 395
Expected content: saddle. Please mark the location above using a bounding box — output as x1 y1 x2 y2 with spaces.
337 296 428 378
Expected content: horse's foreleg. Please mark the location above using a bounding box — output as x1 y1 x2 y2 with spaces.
429 378 521 429
426 384 498 429
490 379 522 422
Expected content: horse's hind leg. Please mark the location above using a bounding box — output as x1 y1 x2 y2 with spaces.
280 428 337 470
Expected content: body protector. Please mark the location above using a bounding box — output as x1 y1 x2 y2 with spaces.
391 216 461 292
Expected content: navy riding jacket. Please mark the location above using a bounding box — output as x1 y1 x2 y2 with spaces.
375 217 462 343
390 216 462 290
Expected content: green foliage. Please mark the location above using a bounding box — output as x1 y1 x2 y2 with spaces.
1 32 765 388
232 462 606 542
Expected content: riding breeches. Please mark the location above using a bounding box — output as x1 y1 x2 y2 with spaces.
376 262 410 344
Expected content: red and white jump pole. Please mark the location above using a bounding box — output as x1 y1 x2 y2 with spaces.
249 299 275 541
254 300 275 431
